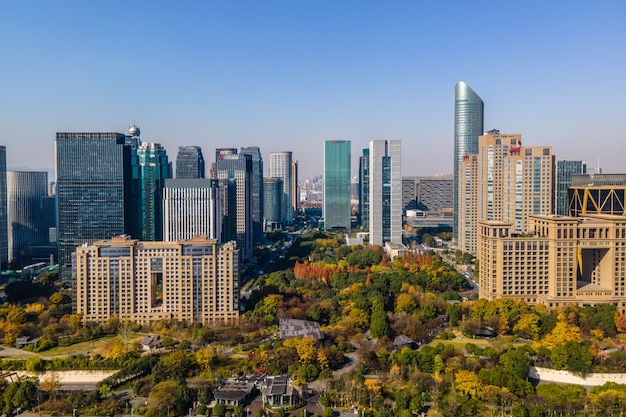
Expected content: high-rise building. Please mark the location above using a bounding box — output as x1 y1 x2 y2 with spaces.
56 132 134 267
163 178 221 241
359 149 370 228
215 149 253 260
176 146 205 179
292 159 299 215
478 214 626 313
554 160 586 215
458 131 554 254
138 142 171 241
263 178 283 232
240 147 264 243
7 171 49 263
73 235 240 325
323 140 351 231
416 175 454 215
401 177 417 213
454 81 484 242
369 140 402 246
269 152 294 225
0 147 6 266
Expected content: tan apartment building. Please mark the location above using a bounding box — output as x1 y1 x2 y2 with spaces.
73 235 240 325
478 214 626 312
458 130 553 255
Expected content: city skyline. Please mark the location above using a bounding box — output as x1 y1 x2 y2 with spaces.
1 2 625 179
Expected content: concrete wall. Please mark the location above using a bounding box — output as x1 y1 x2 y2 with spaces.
530 366 626 386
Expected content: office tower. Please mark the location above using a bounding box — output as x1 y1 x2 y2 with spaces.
269 152 294 226
323 140 351 231
359 149 370 228
369 140 402 246
176 146 205 179
454 81 484 242
0 147 6 266
163 179 221 241
458 131 553 254
73 235 239 325
416 175 454 215
240 147 264 243
555 160 586 215
401 177 417 212
138 142 171 241
56 132 133 267
568 173 626 217
263 178 283 232
478 214 626 313
215 148 253 260
7 171 49 263
292 160 299 215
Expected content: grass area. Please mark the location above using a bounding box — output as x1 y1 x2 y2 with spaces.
40 334 144 358
426 330 531 350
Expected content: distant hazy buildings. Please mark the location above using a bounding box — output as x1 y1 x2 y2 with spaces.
240 147 264 244
323 140 351 231
554 160 586 216
454 81 484 242
176 146 205 179
56 132 134 267
138 142 171 241
73 235 239 325
163 179 221 241
0 147 6 266
369 139 402 246
7 171 49 263
263 178 283 232
359 148 370 228
269 151 294 226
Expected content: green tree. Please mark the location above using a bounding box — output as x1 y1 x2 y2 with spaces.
550 340 593 376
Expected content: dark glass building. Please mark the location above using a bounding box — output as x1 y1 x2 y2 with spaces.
56 132 134 267
358 148 370 228
176 146 205 179
240 146 264 244
554 160 586 215
323 140 351 231
138 142 171 240
454 81 484 242
263 178 283 232
0 147 7 266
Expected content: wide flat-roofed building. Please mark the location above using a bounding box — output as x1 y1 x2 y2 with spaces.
73 235 239 325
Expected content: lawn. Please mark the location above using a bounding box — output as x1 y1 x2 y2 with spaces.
40 334 144 358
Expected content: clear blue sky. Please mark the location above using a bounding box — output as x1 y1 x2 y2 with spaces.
1 1 624 179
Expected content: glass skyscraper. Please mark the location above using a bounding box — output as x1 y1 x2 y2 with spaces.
176 146 205 179
263 178 283 232
240 146 264 243
138 142 171 240
555 160 586 215
56 132 133 266
0 147 7 266
454 81 484 242
369 140 402 245
323 140 351 231
269 151 293 226
358 148 370 228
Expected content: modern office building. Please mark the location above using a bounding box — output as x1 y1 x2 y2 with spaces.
453 81 484 242
176 146 205 179
323 140 351 231
416 175 454 215
7 171 49 263
163 178 221 242
263 178 283 232
478 214 626 313
369 140 402 246
56 132 135 267
215 148 253 260
555 160 586 215
138 142 171 241
73 235 240 325
241 147 264 244
401 177 417 213
0 147 6 266
269 152 294 226
292 160 299 215
568 173 626 217
359 149 370 228
458 131 554 254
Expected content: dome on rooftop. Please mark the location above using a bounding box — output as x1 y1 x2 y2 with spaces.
128 125 140 137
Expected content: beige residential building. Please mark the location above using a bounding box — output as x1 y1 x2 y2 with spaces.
458 131 553 254
478 214 626 312
73 235 240 325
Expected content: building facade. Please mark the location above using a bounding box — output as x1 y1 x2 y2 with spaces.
323 140 351 231
568 173 626 217
458 131 554 254
359 149 370 228
176 146 205 179
263 178 283 232
0 147 6 266
138 142 171 241
554 160 586 215
163 179 221 241
240 147 264 244
7 171 49 263
73 235 240 325
478 214 626 313
56 132 134 267
369 139 402 246
454 81 484 242
269 152 293 226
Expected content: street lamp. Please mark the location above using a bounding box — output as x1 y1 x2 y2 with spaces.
73 409 77 417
